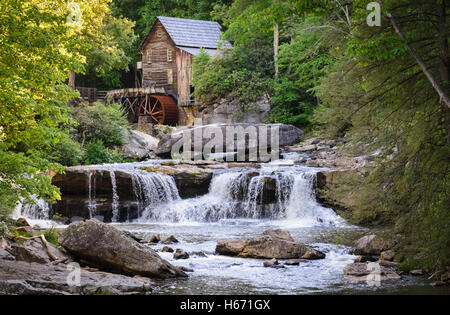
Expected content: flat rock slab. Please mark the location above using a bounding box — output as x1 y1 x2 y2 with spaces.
343 262 401 282
0 259 152 295
10 239 71 264
59 219 187 279
216 229 325 260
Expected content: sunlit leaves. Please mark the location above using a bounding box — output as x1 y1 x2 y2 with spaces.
0 0 83 212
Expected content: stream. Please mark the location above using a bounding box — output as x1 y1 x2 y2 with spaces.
14 157 447 295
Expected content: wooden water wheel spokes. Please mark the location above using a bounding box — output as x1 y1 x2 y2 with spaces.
138 95 178 126
139 96 165 124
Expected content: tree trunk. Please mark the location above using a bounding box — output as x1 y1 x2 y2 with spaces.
68 71 76 90
274 24 279 78
385 9 450 109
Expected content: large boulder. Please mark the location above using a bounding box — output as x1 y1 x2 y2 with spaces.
155 123 304 159
58 219 187 279
200 94 271 125
122 130 159 160
0 238 14 261
216 229 325 260
0 259 153 295
353 235 395 256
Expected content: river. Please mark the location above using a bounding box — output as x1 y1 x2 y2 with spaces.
14 158 448 295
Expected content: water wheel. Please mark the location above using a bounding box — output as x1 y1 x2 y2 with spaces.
138 95 178 126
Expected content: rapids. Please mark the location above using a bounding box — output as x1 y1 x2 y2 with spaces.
13 158 439 294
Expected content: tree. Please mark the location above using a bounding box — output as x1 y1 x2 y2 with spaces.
271 14 342 128
220 0 297 77
0 0 84 214
316 0 450 269
112 0 232 38
66 0 138 89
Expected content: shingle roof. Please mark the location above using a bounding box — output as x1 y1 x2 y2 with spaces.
177 47 220 56
157 16 231 49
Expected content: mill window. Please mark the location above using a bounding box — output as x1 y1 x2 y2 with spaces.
147 49 152 63
167 69 173 84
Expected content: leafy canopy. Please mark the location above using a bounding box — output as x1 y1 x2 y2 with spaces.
0 0 84 214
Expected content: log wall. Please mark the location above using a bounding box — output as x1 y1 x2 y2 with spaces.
141 21 179 98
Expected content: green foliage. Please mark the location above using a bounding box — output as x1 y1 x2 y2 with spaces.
71 103 130 149
193 40 274 116
314 0 450 269
44 226 59 247
207 1 348 129
0 0 84 214
66 0 138 90
83 140 123 165
76 14 138 90
112 0 232 38
270 14 342 129
8 226 32 240
41 134 84 167
220 0 294 45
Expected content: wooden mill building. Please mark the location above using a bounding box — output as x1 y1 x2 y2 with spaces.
138 16 230 124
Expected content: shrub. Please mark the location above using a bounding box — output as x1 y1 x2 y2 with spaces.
192 40 274 116
71 102 130 149
44 134 84 167
83 140 123 165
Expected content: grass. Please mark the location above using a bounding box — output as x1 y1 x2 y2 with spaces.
44 226 59 246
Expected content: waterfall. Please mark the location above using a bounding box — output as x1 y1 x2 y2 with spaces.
87 171 97 219
133 172 180 219
110 171 120 222
13 197 50 220
88 165 180 222
80 165 179 222
12 160 343 227
139 167 344 226
13 162 180 223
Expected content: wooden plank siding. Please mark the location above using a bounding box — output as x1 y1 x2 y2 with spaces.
141 21 180 98
176 49 193 107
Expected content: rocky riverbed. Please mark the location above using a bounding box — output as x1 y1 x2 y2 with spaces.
0 219 157 295
4 132 449 295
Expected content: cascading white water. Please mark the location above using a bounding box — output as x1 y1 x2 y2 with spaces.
14 161 180 223
139 166 344 226
133 172 180 219
88 164 180 222
110 171 120 222
13 159 343 227
13 197 50 220
87 171 97 219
